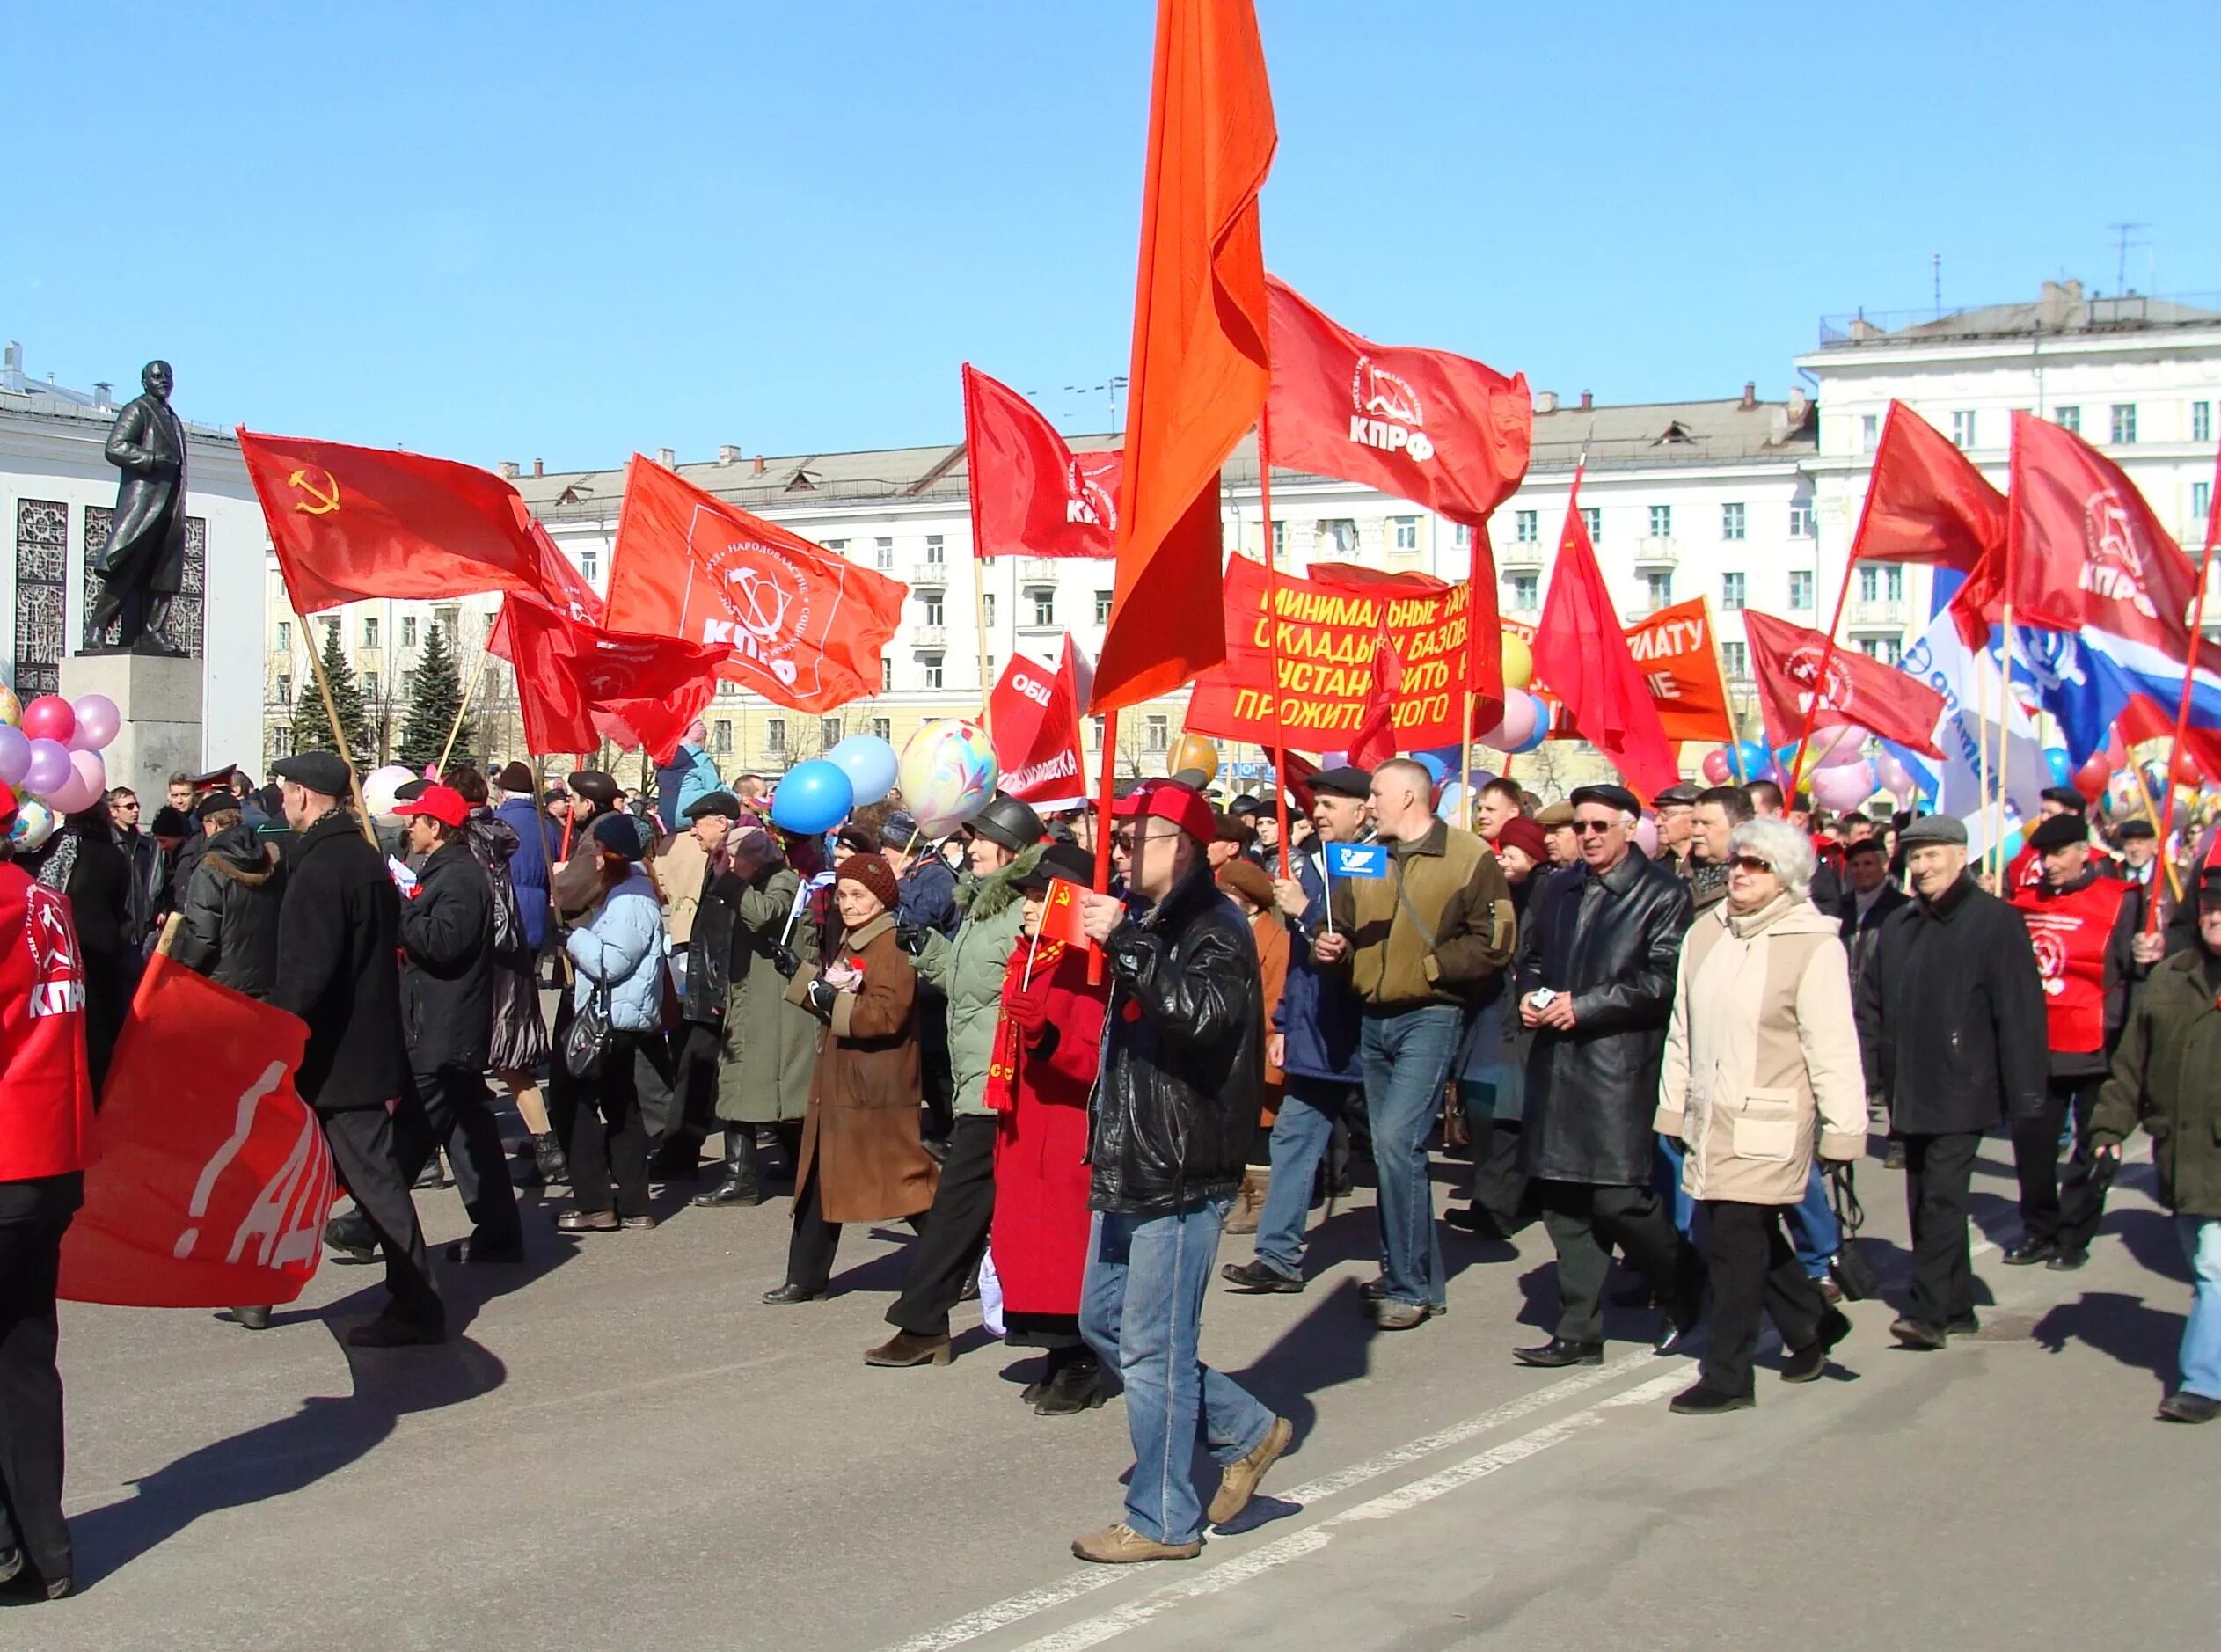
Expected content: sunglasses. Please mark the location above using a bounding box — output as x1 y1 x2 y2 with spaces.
1571 819 1618 836
1730 854 1773 873
1111 829 1180 852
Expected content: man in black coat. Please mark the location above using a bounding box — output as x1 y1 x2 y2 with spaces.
1514 784 1702 1367
1856 814 2048 1349
682 793 763 1207
270 751 444 1347
1070 780 1290 1566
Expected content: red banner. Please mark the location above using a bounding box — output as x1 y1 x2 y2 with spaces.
1744 609 1946 757
1185 556 1473 751
59 956 333 1309
989 637 1091 808
604 456 906 714
963 365 1121 560
500 597 726 760
1849 401 2006 571
1623 598 1735 743
2007 410 2196 637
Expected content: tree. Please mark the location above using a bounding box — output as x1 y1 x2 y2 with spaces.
289 623 373 768
398 622 473 771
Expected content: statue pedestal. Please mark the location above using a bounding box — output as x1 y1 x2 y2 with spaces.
59 652 203 805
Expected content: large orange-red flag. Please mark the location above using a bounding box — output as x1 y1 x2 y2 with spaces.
1091 0 1277 712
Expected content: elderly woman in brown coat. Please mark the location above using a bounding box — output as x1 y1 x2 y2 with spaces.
1655 816 1867 1414
762 853 939 1311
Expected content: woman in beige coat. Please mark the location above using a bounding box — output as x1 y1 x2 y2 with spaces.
1655 816 1867 1414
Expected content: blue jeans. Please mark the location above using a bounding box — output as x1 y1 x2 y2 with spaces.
1253 1077 1354 1278
1784 1160 1840 1280
2178 1216 2221 1401
1359 1005 1463 1310
1081 1202 1275 1546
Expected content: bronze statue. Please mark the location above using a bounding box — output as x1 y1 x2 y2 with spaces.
86 360 188 656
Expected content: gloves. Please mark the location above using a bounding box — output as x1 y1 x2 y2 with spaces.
769 944 801 978
895 922 928 957
1004 985 1050 1030
804 977 838 1017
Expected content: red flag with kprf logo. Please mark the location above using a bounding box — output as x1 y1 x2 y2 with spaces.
2006 410 2196 635
1744 609 1946 758
603 456 907 713
989 637 1092 808
499 596 726 760
963 366 1121 560
59 956 334 1308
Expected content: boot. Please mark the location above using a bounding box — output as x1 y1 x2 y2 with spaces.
1034 1353 1107 1416
690 1129 762 1207
1223 1166 1270 1235
533 1133 570 1188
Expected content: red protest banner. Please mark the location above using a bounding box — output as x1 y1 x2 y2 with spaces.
989 637 1091 808
59 956 335 1309
1623 597 1735 743
962 365 1121 560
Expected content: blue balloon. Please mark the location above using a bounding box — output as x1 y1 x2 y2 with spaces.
2042 747 2073 787
1413 752 1450 784
1732 741 1768 782
825 734 899 805
769 759 854 835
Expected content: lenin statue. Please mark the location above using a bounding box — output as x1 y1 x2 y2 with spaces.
87 360 188 656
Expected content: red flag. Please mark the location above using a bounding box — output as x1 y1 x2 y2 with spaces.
2007 410 2194 634
490 522 606 664
1744 608 1947 758
500 596 726 759
1037 878 1095 950
1849 402 2006 570
1622 597 1735 743
1092 0 1277 711
1529 474 1681 800
1346 623 1402 770
962 366 1121 560
989 638 1091 808
240 429 555 616
59 956 334 1308
1945 548 2005 649
603 456 906 714
1304 561 1451 592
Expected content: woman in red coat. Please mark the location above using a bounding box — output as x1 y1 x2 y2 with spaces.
984 843 1108 1416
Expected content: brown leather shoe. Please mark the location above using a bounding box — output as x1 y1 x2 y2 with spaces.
556 1210 619 1233
1207 1414 1293 1524
1070 1523 1202 1564
865 1330 952 1367
1223 1166 1271 1236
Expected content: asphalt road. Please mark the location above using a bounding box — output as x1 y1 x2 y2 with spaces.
27 1127 2216 1650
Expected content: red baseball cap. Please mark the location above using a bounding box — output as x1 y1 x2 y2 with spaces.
1112 779 1215 844
395 783 469 830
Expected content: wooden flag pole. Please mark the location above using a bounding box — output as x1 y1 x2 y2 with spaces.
1256 406 1292 879
971 553 996 721
1992 599 2017 883
1787 542 1859 800
1087 708 1119 986
300 620 380 848
2146 463 2217 928
437 637 496 774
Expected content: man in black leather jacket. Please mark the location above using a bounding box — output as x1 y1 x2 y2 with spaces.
1069 780 1291 1567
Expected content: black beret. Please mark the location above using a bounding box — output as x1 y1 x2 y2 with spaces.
568 770 621 808
194 792 242 822
1309 765 1374 800
272 749 350 798
2115 819 2156 842
150 805 191 838
1014 840 1098 895
2027 813 2091 852
1569 783 1642 817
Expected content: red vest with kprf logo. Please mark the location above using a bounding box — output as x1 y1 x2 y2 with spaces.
2011 874 2129 1056
0 861 99 1180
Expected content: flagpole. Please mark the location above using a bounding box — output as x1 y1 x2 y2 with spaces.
438 637 495 773
1788 533 1858 800
961 362 998 720
1992 599 2016 884
2146 476 2217 926
1088 708 1118 987
1256 407 1292 879
301 618 380 848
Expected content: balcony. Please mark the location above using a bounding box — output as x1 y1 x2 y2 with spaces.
912 625 948 650
1019 558 1061 584
1632 537 1679 569
1500 540 1545 569
910 559 951 588
1847 598 1908 629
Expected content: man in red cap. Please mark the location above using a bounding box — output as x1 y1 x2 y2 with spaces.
1069 780 1291 1565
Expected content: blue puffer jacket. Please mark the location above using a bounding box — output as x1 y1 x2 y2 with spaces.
496 794 552 951
566 869 668 1031
654 744 722 834
1273 844 1363 1083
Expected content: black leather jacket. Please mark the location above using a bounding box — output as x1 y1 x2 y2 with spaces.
680 853 738 1025
1515 847 1692 1186
1085 865 1262 1216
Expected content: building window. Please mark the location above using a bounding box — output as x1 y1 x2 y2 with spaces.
921 593 944 626
983 654 996 685
2195 402 2213 444
2055 405 2080 435
1721 640 1749 678
276 674 292 704
2195 481 2212 527
1143 714 1169 752
276 620 292 652
871 718 891 742
1789 502 1815 538
1392 515 1419 551
1032 590 1056 626
712 720 733 755
1721 573 1746 611
580 547 599 581
922 656 944 691
1504 573 1539 610
824 538 847 555
1858 565 1904 603
1859 413 1880 453
820 717 842 749
1454 523 1471 549
1271 520 1288 557
2110 403 2137 444
399 671 416 698
396 616 414 647
1094 589 1114 625
765 719 787 754
1647 504 1672 537
1089 715 1106 751
1721 502 1746 541
1858 637 1904 666
982 593 996 628
1789 569 1815 610
1642 572 1673 611
1951 410 1976 449
1582 506 1602 543
362 617 379 647
924 534 945 565
874 537 894 570
880 658 894 691
362 670 380 700
1319 518 1359 557
1515 510 1538 544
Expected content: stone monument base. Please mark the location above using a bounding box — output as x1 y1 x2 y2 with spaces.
59 652 204 806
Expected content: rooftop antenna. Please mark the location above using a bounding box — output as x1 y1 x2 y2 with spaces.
2108 221 2149 293
1932 252 1943 319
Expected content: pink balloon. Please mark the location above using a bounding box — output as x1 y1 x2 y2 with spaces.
21 737 71 798
67 749 106 802
1874 751 1914 800
20 694 74 746
69 693 121 752
1811 725 1869 769
1700 749 1733 785
1811 761 1878 812
1484 692 1538 751
1634 815 1660 856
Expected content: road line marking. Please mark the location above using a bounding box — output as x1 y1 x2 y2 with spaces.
1596 1371 1691 1408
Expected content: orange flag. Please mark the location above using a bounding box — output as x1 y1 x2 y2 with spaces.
1092 0 1277 712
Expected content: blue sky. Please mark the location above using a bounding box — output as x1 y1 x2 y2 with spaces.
11 2 2214 471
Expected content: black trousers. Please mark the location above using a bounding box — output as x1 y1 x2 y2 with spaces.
2011 1076 2108 1254
566 1034 672 1218
544 995 581 1160
888 1113 997 1337
1903 1129 1981 1327
786 1164 842 1292
320 1106 442 1328
1462 1113 1534 1234
405 1066 522 1249
1537 1179 1689 1343
662 1021 723 1150
0 1173 81 1582
1700 1200 1826 1396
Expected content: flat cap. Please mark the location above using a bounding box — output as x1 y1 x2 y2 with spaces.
1215 858 1275 910
1569 783 1642 817
684 791 742 822
193 791 242 822
2026 813 2090 852
1535 800 1576 828
1309 764 1373 800
1899 813 1969 848
1014 840 1097 895
1655 784 1700 808
2115 818 2156 842
272 750 350 798
2039 786 2087 813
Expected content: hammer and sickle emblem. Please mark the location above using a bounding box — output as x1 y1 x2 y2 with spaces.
288 467 341 515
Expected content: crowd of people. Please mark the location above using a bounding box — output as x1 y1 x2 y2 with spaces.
4 726 2218 1602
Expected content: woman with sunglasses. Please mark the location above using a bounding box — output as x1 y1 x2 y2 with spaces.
1655 817 1867 1414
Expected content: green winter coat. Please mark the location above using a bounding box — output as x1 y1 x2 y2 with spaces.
2091 946 2221 1219
714 863 822 1124
910 845 1043 1118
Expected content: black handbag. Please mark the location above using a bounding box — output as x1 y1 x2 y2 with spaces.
563 987 615 1081
1826 1161 1883 1301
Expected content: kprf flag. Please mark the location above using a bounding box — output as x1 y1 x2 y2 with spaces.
240 429 557 616
989 637 1091 809
962 366 1121 560
1264 275 1531 701
1093 0 1277 712
604 456 906 714
1850 402 2006 571
60 956 334 1309
499 596 726 761
1744 609 1946 758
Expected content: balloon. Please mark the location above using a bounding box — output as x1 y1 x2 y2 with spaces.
22 738 71 799
1634 815 1659 857
2105 727 2127 771
1166 732 1219 785
1813 726 1870 769
43 753 101 815
898 718 999 837
1875 751 1918 801
0 726 27 787
1435 781 1469 822
1499 632 1534 691
1700 749 1733 785
1482 691 1539 752
2042 748 2073 787
9 800 54 853
1811 761 1879 813
1733 741 1769 782
19 695 74 747
362 764 419 818
769 759 854 836
2171 746 2204 789
67 748 106 803
1412 752 1449 785
0 684 18 727
1464 767 1498 790
69 693 121 752
2143 758 2171 803
825 734 900 806
1507 692 1550 755
2071 749 2109 806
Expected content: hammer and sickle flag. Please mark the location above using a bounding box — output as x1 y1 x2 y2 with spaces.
241 428 560 616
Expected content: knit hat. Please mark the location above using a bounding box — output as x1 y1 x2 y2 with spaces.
590 812 647 861
496 761 537 793
1494 816 1548 864
835 852 900 912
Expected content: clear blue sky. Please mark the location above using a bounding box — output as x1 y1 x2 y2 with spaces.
11 2 2215 471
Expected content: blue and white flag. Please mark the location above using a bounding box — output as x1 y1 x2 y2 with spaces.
1325 842 1389 880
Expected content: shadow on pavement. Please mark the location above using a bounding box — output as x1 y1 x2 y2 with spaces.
2031 1290 2179 1385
